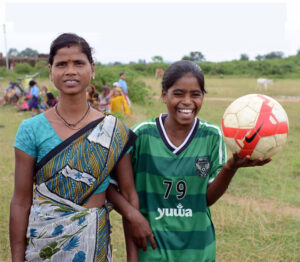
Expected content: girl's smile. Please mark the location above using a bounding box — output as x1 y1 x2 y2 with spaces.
162 74 204 129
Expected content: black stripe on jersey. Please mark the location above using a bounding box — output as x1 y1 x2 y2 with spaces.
156 116 176 152
156 114 199 156
175 119 199 155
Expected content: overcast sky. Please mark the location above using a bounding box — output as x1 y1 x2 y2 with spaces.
0 0 299 64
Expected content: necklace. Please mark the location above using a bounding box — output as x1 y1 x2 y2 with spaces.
55 103 91 130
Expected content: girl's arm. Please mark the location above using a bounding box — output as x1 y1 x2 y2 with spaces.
206 153 271 206
10 149 35 262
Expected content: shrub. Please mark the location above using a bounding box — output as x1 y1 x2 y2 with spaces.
14 63 34 74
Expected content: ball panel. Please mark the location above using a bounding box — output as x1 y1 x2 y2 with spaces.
255 136 276 154
250 149 264 160
272 103 290 124
247 96 264 113
223 113 239 128
274 133 288 146
223 137 241 153
237 107 258 128
264 146 282 159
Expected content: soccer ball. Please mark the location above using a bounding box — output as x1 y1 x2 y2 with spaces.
222 94 289 160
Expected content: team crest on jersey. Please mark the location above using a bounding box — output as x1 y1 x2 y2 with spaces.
195 156 210 177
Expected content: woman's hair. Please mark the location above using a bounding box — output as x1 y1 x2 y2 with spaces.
48 33 94 65
162 60 206 93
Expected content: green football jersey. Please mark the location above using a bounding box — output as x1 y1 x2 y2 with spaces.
131 114 227 262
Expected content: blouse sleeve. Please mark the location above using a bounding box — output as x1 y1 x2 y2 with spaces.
14 120 37 158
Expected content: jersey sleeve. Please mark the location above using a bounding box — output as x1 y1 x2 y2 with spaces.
208 128 227 183
14 120 37 158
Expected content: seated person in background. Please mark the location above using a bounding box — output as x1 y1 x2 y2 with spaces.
90 93 100 110
86 85 96 104
99 85 111 113
45 92 57 109
17 97 30 112
4 83 21 105
110 87 132 116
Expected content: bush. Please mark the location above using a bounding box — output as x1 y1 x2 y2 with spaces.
14 63 34 74
34 60 49 78
128 80 151 104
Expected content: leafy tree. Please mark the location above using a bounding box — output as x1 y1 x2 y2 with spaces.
264 51 284 60
152 56 163 63
182 51 205 62
240 53 249 61
138 59 146 64
19 48 38 58
7 48 19 57
255 55 264 61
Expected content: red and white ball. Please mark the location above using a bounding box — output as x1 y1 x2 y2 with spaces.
222 94 289 160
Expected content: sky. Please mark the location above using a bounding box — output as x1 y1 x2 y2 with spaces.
0 0 300 64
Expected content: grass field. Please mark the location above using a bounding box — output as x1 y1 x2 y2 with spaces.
0 77 299 261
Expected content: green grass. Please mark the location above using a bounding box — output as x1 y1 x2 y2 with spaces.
1 77 300 261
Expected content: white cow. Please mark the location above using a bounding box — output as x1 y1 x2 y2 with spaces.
257 78 273 90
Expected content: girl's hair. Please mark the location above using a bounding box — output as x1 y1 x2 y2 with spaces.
46 92 55 100
29 80 36 87
162 60 206 93
48 33 94 65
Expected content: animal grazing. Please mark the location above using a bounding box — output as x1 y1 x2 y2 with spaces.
257 78 273 90
155 68 164 79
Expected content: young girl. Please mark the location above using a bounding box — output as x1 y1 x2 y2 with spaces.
10 33 153 262
110 87 132 116
98 85 111 113
131 60 271 261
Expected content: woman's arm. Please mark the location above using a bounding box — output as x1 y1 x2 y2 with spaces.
10 149 35 262
112 154 156 258
206 153 271 206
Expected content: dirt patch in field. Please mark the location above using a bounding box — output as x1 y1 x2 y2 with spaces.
222 193 300 218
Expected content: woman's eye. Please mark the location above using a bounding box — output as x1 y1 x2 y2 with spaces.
56 62 66 67
75 61 84 66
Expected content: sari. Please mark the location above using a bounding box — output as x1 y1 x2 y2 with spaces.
25 115 135 262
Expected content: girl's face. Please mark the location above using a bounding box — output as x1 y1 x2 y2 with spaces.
49 45 94 96
162 75 204 127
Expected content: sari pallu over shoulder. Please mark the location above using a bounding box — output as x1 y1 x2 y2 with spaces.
25 115 135 262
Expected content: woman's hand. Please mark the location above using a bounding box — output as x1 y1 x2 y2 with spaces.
126 208 156 251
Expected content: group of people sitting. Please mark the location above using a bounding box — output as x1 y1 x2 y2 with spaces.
14 80 57 114
86 75 132 116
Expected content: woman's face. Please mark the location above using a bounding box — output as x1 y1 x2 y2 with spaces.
162 74 204 128
49 45 94 96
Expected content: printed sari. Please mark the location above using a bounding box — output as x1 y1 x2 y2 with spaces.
25 115 135 262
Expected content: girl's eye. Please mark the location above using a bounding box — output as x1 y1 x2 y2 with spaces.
174 92 183 96
193 92 203 97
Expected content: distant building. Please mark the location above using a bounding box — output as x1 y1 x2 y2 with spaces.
0 53 49 67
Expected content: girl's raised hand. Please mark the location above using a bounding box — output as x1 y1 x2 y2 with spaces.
227 152 271 170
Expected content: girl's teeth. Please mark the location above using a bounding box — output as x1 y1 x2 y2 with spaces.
179 109 192 113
